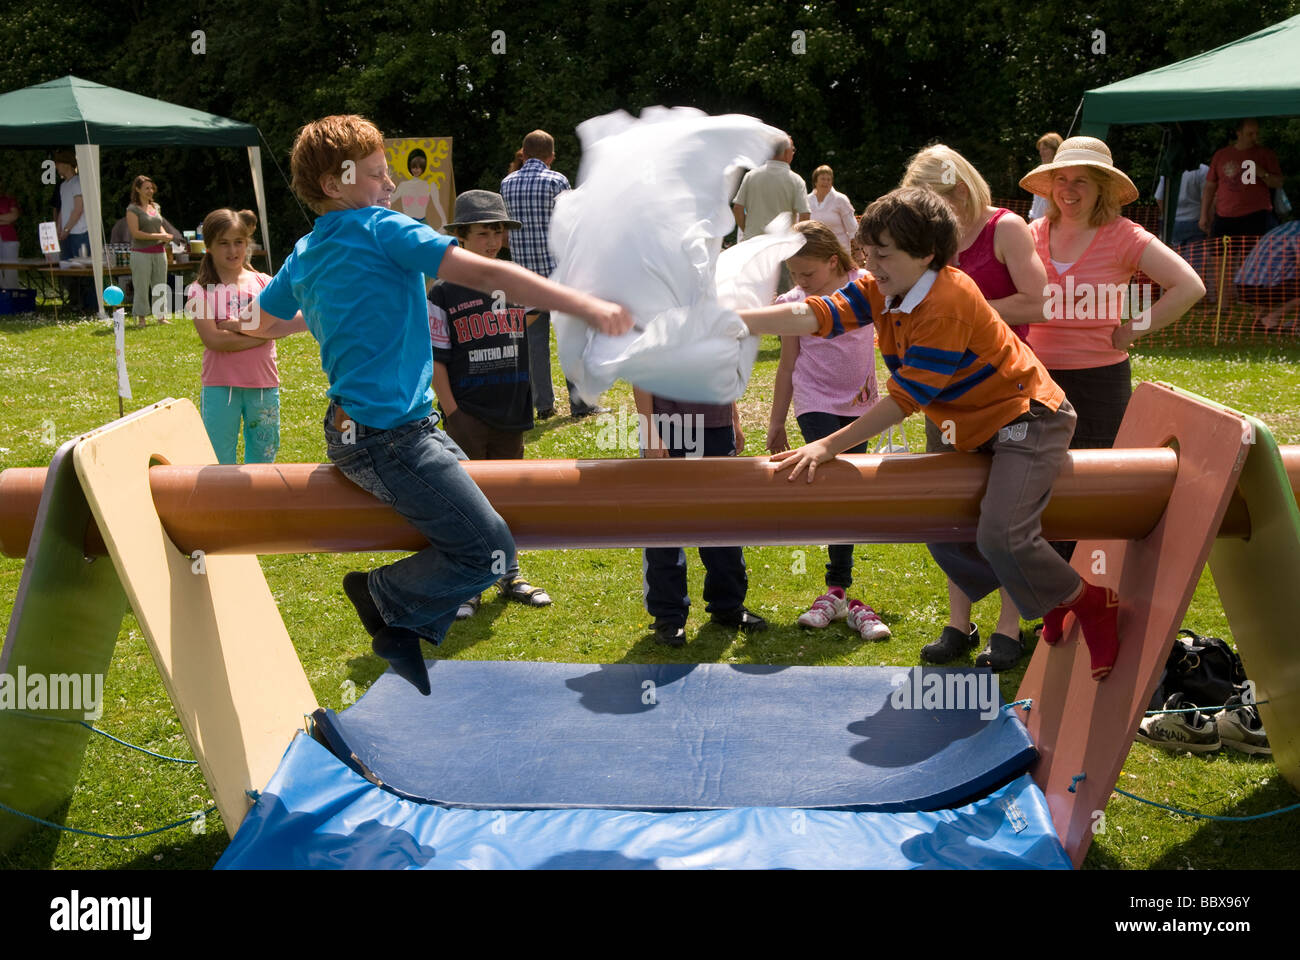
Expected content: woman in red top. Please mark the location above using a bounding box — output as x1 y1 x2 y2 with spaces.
900 144 1049 670
0 189 19 289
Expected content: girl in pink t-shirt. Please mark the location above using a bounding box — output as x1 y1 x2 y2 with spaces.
185 208 299 464
767 221 889 641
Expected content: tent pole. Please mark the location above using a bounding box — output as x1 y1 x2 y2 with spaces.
248 145 272 272
73 143 105 320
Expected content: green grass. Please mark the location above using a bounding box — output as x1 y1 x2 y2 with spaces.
1 304 1298 869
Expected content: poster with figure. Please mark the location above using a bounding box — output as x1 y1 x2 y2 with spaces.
384 137 454 231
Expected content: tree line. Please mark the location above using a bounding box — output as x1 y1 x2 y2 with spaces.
2 0 1297 259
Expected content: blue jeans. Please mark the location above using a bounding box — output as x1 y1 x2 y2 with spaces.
61 231 96 311
797 411 868 589
1171 220 1206 246
323 402 516 641
201 385 280 464
527 311 595 414
643 424 747 624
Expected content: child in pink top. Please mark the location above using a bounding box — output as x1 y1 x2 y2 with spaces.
767 221 889 641
185 208 302 463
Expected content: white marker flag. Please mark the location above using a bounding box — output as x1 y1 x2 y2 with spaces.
113 308 132 400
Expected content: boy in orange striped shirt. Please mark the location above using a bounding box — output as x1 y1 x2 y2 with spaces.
740 187 1119 680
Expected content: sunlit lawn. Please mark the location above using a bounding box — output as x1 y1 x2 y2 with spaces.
1 301 1297 869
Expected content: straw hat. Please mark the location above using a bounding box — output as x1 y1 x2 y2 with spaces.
1019 136 1138 206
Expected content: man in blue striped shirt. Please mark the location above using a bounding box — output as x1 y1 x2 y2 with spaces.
501 130 602 419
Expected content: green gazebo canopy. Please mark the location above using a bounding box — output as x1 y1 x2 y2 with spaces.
1080 14 1300 136
0 75 270 316
0 75 259 147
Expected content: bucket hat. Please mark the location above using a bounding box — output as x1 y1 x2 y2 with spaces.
443 190 522 230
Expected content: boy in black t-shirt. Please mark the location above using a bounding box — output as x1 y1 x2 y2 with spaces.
429 190 552 618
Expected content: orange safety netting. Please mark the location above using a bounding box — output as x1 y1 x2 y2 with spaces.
992 200 1300 345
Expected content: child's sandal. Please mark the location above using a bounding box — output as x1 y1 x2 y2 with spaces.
499 576 552 607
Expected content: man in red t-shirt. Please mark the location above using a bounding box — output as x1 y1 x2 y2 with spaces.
1200 119 1285 238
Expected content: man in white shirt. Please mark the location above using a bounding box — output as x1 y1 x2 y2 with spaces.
1155 163 1210 246
732 137 810 240
53 149 95 311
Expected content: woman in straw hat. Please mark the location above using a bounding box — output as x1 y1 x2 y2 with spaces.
1020 137 1204 557
901 143 1050 670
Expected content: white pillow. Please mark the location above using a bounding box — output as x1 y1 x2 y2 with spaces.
550 108 802 405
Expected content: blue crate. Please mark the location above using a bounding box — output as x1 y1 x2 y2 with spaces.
0 288 38 314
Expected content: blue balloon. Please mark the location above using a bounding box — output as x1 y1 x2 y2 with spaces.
103 285 124 307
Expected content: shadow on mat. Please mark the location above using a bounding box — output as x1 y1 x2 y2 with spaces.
563 662 796 715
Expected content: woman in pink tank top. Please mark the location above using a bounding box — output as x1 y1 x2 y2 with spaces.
899 145 1050 671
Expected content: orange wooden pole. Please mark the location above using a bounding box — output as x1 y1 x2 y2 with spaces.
2 448 1298 559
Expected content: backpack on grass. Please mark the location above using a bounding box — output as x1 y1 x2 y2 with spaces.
1151 628 1247 710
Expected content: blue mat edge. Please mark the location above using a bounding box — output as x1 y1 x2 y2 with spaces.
217 733 1071 870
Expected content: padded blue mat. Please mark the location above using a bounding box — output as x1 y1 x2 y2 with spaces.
217 734 1069 869
314 661 1036 812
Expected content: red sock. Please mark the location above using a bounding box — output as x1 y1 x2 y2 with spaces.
1069 581 1120 680
1040 604 1069 646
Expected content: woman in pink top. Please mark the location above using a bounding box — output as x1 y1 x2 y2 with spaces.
1020 137 1204 542
185 208 301 464
901 144 1050 670
767 221 890 641
1021 137 1204 449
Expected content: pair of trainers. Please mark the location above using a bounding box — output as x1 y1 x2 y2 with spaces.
797 587 890 641
1136 692 1271 755
1137 692 1271 755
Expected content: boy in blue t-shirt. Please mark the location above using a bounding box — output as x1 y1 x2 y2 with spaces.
226 115 632 693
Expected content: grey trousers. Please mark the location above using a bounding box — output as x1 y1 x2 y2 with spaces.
926 399 1080 620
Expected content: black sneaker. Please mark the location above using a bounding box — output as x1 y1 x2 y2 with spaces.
535 408 556 420
652 619 686 647
710 606 768 633
921 622 979 663
571 404 608 419
975 632 1024 671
